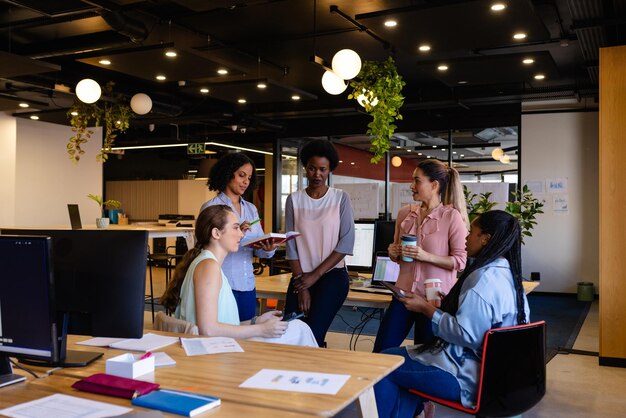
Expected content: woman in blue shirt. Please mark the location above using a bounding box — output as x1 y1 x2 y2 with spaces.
374 210 530 418
200 153 280 321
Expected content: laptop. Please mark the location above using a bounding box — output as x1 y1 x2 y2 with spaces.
351 254 400 294
67 204 82 230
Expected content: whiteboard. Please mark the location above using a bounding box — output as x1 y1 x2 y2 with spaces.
334 183 380 220
390 183 414 218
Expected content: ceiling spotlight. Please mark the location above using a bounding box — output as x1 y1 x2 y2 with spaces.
19 103 29 108
130 93 152 115
491 148 504 161
165 50 177 58
155 74 166 81
331 49 362 80
200 88 209 94
534 74 545 80
437 65 448 71
407 149 412 152
257 82 267 89
237 98 247 104
391 156 402 167
522 58 535 64
490 3 506 11
30 115 39 120
75 78 101 104
321 70 348 95
418 44 431 52
513 32 527 40
384 20 397 27
350 162 355 165
291 95 301 101
98 59 111 65
217 68 228 75
458 80 468 84
70 111 78 116
418 152 423 156
432 145 437 148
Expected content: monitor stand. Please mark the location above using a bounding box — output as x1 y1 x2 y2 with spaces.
0 353 27 388
19 350 102 368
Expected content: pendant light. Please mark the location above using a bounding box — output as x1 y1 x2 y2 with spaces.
75 79 101 104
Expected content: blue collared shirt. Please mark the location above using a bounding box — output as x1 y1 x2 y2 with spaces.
199 192 275 291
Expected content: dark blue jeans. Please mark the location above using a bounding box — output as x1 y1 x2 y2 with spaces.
373 297 434 353
284 268 349 347
232 288 257 322
375 347 462 418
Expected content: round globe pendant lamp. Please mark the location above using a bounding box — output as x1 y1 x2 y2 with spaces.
500 154 511 164
391 156 402 167
331 49 362 80
321 71 348 95
75 79 101 104
130 93 153 115
491 148 504 161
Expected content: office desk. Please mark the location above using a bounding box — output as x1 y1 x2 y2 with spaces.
45 332 403 417
108 224 195 250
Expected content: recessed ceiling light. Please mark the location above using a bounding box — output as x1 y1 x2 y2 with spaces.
418 44 431 52
437 65 448 71
156 75 166 81
165 50 177 58
291 95 301 101
217 69 228 75
238 98 247 104
407 149 412 152
418 152 423 156
427 155 432 158
384 20 397 27
200 88 209 94
350 162 355 165
534 74 545 80
339 160 343 163
523 58 535 64
19 103 29 108
460 154 465 157
458 80 468 84
71 111 78 116
396 145 401 148
98 59 111 65
453 151 457 154
491 3 506 11
30 115 39 120
432 145 437 148
513 32 527 40
257 82 267 89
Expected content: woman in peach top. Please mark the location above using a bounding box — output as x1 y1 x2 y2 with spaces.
373 159 469 353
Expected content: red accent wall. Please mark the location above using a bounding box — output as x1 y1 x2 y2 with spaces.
333 143 416 182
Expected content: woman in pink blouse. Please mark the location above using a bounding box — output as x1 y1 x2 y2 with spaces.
373 159 469 352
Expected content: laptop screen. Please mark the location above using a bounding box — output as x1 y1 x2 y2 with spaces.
371 255 400 285
67 204 82 230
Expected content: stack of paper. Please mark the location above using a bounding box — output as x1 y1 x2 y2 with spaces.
78 333 179 352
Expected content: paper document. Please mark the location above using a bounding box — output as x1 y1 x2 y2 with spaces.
239 369 350 395
109 333 179 352
76 337 124 347
181 337 244 356
0 394 131 418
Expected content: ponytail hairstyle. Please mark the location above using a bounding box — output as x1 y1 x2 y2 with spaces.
418 210 525 353
160 205 233 313
417 159 470 230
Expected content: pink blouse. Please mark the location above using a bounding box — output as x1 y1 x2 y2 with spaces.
394 203 468 296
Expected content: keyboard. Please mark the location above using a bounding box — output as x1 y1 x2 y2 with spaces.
351 287 392 295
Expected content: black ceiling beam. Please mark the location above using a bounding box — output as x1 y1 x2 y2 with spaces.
0 11 98 31
410 143 502 151
571 17 626 31
354 0 481 20
330 5 392 51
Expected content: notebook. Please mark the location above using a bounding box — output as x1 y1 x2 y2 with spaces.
131 389 220 417
352 255 400 294
67 204 82 229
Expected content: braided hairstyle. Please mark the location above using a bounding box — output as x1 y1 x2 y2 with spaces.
160 204 233 313
418 210 526 353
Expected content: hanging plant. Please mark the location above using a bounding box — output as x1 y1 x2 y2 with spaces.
348 57 405 163
66 82 131 163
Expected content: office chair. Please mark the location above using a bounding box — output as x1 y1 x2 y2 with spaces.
146 245 182 322
409 321 546 417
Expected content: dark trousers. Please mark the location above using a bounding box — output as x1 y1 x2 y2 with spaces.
373 297 434 353
284 268 349 347
232 288 257 322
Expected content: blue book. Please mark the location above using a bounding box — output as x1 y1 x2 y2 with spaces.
131 389 221 416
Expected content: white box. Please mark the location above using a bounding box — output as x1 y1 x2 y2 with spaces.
106 353 155 379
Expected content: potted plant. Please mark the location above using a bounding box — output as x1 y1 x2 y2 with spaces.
87 194 121 229
67 82 131 164
348 57 405 164
464 184 544 244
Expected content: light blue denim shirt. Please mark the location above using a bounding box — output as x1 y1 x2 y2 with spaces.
199 192 275 291
407 258 530 408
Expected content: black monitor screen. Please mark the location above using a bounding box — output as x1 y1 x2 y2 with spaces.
374 220 396 257
0 236 57 361
1 229 148 339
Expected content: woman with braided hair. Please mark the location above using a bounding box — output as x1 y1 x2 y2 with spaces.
160 205 316 346
374 210 530 418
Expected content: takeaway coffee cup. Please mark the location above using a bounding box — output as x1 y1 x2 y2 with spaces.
400 234 417 262
424 278 442 307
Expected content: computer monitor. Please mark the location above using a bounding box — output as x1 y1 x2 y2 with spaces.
344 222 375 272
0 235 54 387
0 229 148 368
374 220 396 258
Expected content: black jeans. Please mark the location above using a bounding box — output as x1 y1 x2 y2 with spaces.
284 268 349 347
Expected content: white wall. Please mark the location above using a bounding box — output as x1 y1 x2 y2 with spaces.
177 179 216 218
1 116 103 227
521 112 599 293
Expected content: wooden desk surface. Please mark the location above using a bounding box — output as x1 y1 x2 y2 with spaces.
44 332 403 417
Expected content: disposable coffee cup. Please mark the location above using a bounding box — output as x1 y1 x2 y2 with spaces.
424 278 442 307
400 234 417 262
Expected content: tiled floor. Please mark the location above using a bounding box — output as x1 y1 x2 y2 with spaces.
146 267 626 417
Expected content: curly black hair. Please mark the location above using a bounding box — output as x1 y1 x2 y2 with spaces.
300 139 340 171
207 153 257 192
